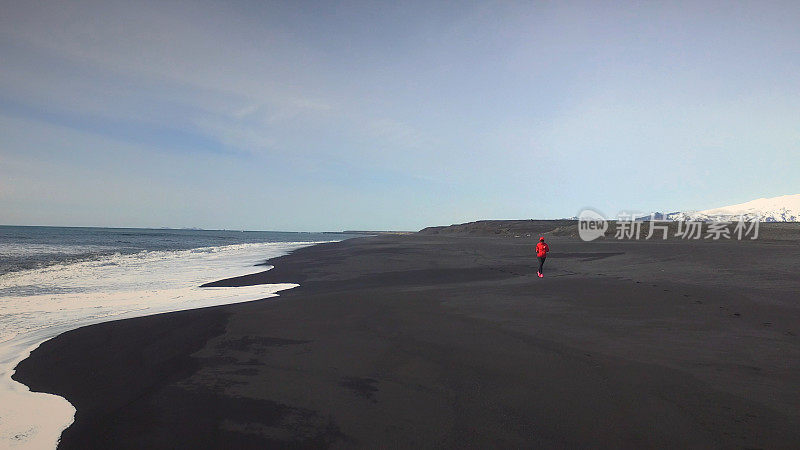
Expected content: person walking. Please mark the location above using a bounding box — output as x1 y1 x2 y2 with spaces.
536 237 550 278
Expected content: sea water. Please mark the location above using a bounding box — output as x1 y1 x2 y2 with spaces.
0 226 361 449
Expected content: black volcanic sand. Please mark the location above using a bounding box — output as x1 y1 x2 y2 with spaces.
14 232 800 448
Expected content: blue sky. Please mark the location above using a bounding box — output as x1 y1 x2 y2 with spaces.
1 0 798 231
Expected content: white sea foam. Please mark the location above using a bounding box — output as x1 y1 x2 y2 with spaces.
0 241 324 449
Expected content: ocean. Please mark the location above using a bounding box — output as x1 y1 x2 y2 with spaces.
0 226 354 276
0 226 362 449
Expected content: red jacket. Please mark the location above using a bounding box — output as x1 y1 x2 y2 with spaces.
536 242 549 257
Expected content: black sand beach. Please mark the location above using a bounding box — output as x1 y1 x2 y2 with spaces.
14 224 800 448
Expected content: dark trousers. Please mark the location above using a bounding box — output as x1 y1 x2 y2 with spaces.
538 256 546 273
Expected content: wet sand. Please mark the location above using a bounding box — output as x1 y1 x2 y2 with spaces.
14 232 800 448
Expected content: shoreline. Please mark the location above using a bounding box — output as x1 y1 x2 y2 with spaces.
2 241 328 449
13 233 800 447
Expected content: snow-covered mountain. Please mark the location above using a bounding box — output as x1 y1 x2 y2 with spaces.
665 194 800 222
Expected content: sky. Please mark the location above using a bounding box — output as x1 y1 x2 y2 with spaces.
1 0 798 231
